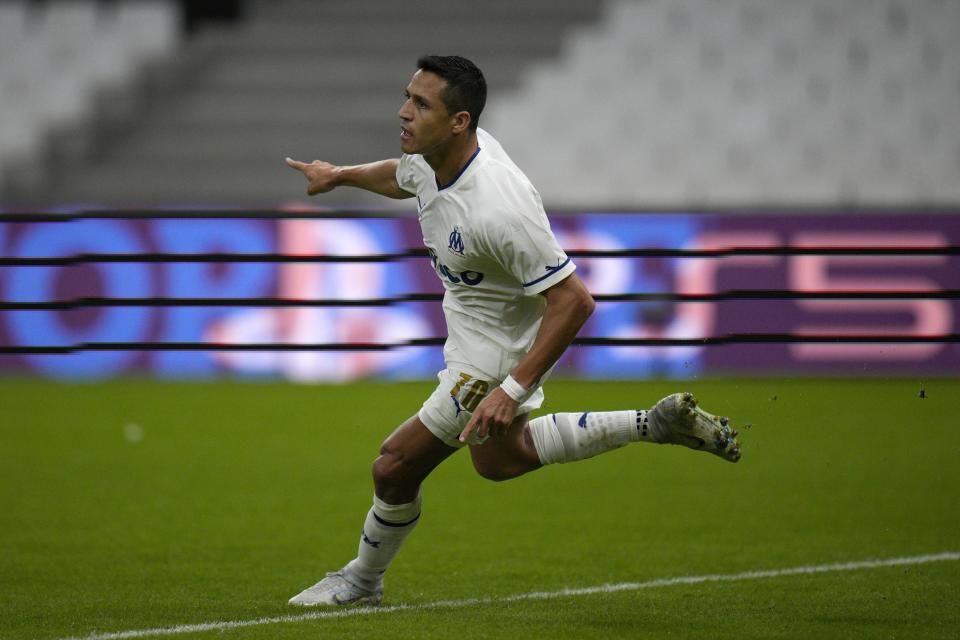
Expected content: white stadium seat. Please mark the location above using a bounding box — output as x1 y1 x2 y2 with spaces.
486 0 960 206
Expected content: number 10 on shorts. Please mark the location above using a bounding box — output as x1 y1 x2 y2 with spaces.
450 373 490 412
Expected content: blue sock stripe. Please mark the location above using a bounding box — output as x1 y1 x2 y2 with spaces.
373 512 421 528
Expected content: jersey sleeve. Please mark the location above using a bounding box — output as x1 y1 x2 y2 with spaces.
487 209 576 296
395 154 419 195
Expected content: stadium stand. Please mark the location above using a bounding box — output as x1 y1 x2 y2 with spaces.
2 0 604 208
1 0 957 209
0 1 180 199
486 0 960 207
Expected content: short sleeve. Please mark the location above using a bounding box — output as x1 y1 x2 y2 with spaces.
487 212 576 296
396 154 419 195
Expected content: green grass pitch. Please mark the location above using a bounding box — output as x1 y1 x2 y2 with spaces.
1 377 958 639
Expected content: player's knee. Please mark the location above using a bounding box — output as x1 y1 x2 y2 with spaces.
371 448 419 489
371 454 401 487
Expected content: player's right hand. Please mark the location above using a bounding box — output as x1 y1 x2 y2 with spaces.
459 387 518 443
285 157 339 195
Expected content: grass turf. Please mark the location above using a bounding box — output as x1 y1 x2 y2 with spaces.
0 377 958 639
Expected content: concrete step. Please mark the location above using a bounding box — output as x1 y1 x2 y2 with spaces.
49 159 415 208
107 122 402 165
197 54 415 89
146 88 401 126
253 0 604 20
196 53 530 90
196 20 569 55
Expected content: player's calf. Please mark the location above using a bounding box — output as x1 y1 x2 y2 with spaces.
525 394 742 466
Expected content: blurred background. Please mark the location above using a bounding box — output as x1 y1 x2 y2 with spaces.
3 0 959 208
1 0 958 380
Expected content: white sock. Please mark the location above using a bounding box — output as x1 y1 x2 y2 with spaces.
528 409 660 465
345 493 421 588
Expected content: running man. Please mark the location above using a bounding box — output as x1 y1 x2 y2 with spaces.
285 55 741 606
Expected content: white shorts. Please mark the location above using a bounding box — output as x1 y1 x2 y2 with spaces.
418 369 546 448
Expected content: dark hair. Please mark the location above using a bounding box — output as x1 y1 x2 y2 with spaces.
416 55 486 130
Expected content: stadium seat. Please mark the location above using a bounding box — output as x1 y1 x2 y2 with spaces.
0 0 181 198
3 0 957 208
486 0 960 207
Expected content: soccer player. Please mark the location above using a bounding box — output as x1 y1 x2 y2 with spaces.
285 55 741 606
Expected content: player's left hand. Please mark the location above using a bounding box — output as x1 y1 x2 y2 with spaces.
459 387 519 443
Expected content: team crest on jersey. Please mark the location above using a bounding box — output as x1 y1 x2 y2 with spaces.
448 226 465 255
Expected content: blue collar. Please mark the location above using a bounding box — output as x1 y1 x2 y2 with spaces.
436 146 481 191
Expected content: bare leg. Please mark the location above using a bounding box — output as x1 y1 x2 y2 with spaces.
288 413 459 606
373 413 458 502
468 412 543 481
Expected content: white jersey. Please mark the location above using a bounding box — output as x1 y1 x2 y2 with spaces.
396 127 576 382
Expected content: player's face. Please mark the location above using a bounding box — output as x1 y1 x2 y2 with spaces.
398 70 457 156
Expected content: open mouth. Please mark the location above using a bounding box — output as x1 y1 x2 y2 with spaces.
400 126 412 140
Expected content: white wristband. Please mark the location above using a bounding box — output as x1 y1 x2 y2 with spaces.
500 374 528 403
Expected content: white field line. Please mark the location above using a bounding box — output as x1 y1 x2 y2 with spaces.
58 551 960 640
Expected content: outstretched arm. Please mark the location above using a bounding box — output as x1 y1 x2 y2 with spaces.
285 157 414 199
459 272 595 442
